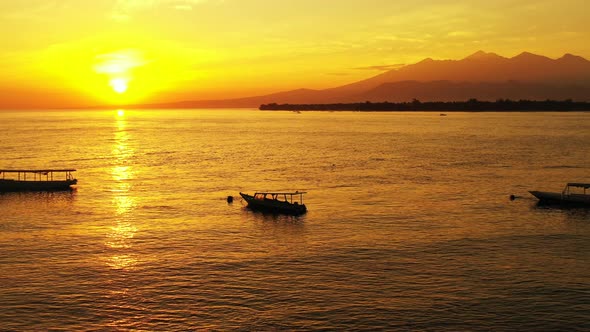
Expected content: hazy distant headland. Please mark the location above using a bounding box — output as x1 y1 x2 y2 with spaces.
130 51 590 109
259 99 590 112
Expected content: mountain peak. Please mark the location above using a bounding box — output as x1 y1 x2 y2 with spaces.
558 53 588 62
512 51 550 61
418 57 434 63
465 50 504 60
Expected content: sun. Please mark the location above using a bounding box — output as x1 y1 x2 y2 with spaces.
110 78 128 94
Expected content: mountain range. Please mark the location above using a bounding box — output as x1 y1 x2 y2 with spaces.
137 51 590 108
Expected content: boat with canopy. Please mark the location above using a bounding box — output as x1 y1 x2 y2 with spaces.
240 191 307 215
0 169 77 192
529 183 590 207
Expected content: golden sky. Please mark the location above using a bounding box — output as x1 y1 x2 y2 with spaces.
1 0 589 108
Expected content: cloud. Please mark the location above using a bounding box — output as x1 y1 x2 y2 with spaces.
447 31 476 38
111 0 212 21
93 49 149 76
326 72 354 76
374 35 428 44
174 4 193 10
115 0 206 9
353 64 406 71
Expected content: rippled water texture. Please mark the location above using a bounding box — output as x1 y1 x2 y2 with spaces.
1 110 589 330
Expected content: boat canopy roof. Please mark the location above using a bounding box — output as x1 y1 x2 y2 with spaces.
0 169 76 173
567 183 590 189
255 191 307 195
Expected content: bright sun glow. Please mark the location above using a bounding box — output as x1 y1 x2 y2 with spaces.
110 78 128 94
117 109 125 116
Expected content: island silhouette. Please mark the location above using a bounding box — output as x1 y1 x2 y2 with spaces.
259 99 590 112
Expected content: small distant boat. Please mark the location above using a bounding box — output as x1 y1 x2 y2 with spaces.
0 169 77 192
529 183 590 207
240 191 307 215
440 113 447 116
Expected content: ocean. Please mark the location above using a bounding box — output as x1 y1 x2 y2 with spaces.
0 109 589 330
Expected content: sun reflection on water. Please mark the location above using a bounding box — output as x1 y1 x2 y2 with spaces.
106 254 137 270
111 166 133 183
106 217 137 249
105 110 138 270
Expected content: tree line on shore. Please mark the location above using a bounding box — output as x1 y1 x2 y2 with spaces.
259 99 590 111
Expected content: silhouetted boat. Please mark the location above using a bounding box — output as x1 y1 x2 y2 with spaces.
0 169 77 192
529 183 590 207
240 191 307 215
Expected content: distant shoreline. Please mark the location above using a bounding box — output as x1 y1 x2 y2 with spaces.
259 99 590 112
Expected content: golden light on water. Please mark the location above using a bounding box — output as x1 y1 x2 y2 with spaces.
106 254 138 270
106 221 137 250
105 112 138 270
112 192 134 213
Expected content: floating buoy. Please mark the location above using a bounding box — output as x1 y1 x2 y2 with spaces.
227 195 234 203
509 194 516 201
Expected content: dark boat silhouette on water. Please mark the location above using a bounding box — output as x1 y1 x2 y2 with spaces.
240 191 307 215
529 183 590 207
0 169 77 192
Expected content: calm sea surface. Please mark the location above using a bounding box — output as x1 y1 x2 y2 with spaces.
0 110 589 331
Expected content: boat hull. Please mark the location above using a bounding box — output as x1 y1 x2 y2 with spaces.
240 192 307 215
0 179 77 192
529 190 590 207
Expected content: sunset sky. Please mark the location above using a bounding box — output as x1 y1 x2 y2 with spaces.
1 0 589 108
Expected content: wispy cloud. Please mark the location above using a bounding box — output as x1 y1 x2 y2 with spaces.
111 0 214 21
174 4 194 10
93 49 149 75
353 64 406 71
115 0 208 10
447 31 476 38
0 1 69 21
326 72 354 76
